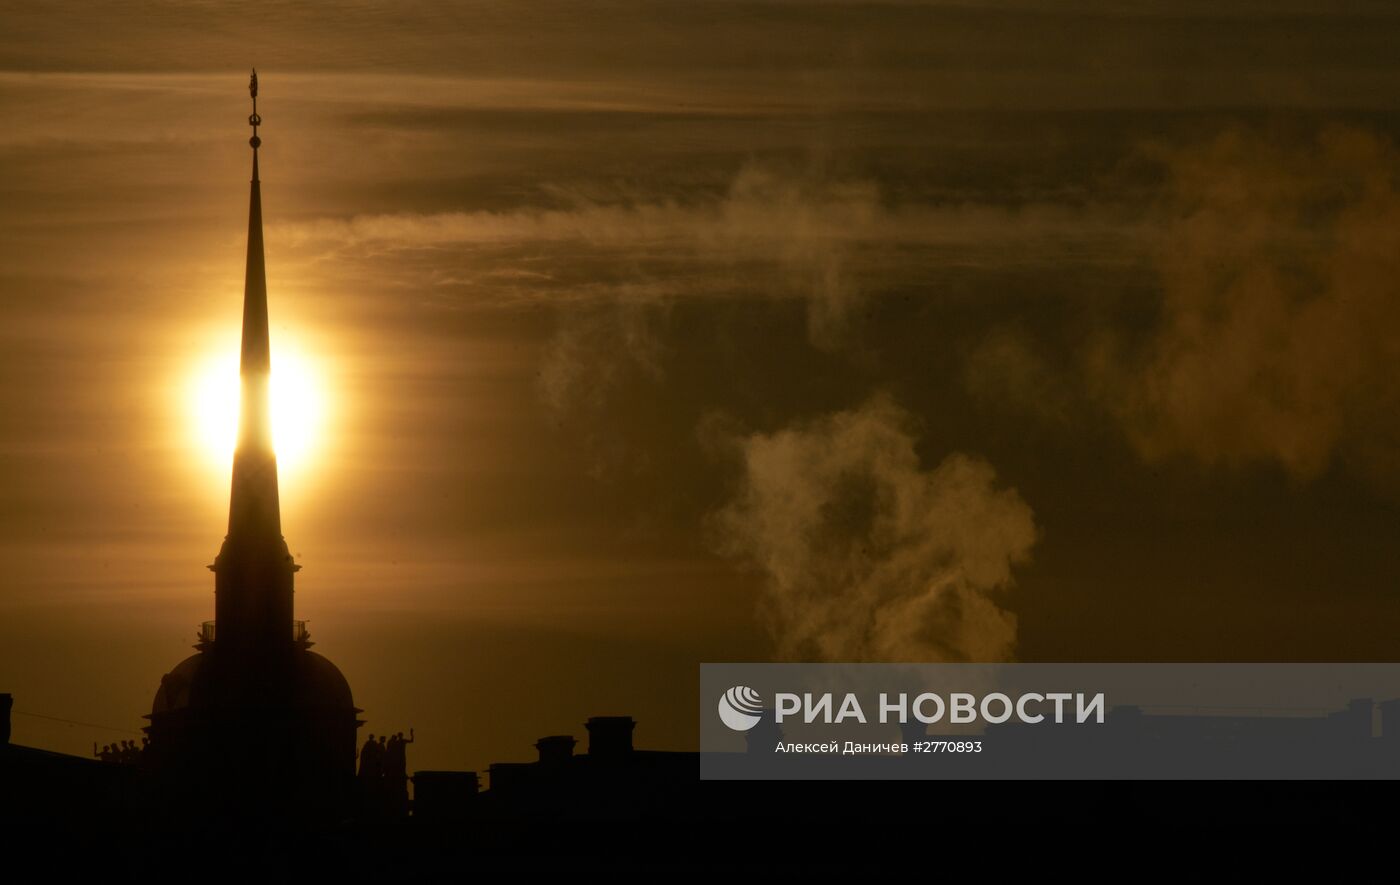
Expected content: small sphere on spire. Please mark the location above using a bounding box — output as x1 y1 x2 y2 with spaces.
248 90 262 150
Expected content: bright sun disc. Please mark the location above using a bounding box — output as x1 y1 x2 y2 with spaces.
187 336 329 480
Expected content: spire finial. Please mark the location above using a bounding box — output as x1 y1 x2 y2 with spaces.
248 69 261 150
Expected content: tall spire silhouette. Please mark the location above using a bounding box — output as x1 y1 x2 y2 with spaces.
213 69 297 649
145 73 360 822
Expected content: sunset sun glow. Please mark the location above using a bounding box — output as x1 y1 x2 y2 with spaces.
186 334 330 480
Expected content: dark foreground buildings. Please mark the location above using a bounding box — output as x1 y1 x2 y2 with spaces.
414 716 697 824
6 686 1400 871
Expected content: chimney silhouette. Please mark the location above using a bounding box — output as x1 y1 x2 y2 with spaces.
535 734 577 767
585 716 635 759
745 708 784 755
1380 699 1400 741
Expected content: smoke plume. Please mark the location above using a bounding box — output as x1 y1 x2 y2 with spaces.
712 395 1037 663
1103 125 1400 482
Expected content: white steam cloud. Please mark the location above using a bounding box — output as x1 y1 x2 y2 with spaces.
712 395 1037 663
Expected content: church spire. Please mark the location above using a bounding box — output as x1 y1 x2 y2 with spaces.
213 70 297 649
144 73 360 819
236 69 272 460
229 67 279 538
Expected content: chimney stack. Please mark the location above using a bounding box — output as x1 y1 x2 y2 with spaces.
535 734 577 767
585 716 635 759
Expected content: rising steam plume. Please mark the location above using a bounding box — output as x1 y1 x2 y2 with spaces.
713 395 1037 663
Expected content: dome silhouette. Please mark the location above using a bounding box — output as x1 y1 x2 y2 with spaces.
151 649 354 716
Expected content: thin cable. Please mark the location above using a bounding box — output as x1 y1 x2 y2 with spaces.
13 709 143 735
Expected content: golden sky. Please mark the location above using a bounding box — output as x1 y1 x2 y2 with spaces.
5 1 1400 773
